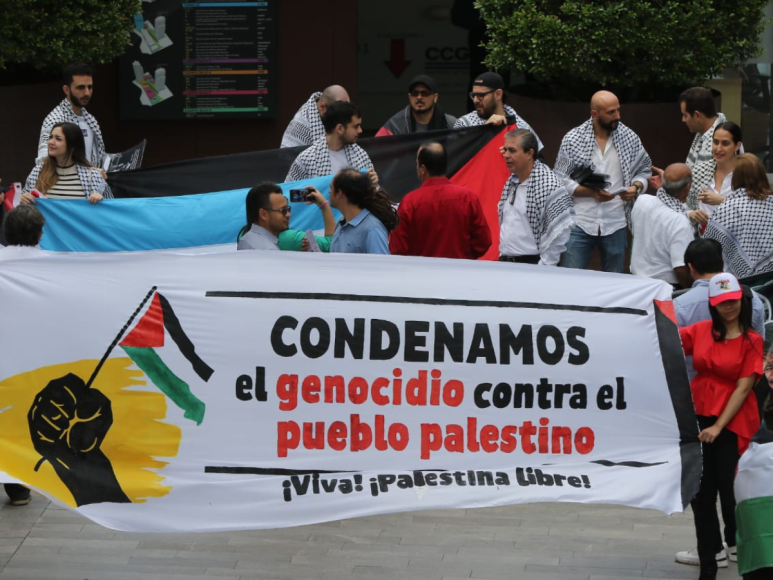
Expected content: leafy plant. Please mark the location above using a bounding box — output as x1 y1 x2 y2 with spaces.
477 0 769 96
0 0 141 71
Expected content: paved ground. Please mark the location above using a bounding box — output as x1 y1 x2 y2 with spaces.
0 495 741 580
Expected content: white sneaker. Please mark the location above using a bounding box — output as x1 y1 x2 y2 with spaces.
675 548 728 568
724 542 737 562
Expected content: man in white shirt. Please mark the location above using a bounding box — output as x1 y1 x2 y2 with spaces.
285 102 378 186
237 183 290 251
497 129 574 265
554 90 651 273
280 85 350 148
37 63 107 172
630 163 695 288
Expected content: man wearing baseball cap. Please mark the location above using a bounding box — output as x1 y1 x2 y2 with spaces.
375 75 457 137
454 72 544 152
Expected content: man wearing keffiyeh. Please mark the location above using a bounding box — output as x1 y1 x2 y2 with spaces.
285 101 378 187
554 91 652 273
497 129 574 266
280 85 350 148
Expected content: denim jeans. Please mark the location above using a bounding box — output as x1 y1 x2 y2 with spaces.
561 226 628 273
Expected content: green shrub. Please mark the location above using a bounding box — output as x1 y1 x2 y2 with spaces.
0 0 141 71
477 0 769 95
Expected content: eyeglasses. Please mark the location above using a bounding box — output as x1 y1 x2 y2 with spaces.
409 89 433 98
267 206 292 216
469 89 495 101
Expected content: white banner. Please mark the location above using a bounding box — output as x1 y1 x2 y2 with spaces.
0 251 700 531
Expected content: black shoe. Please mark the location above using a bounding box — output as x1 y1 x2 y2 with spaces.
4 484 31 506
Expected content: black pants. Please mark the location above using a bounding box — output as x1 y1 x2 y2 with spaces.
692 415 739 567
745 569 773 579
3 484 30 502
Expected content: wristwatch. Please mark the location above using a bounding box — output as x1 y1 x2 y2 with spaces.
633 182 643 194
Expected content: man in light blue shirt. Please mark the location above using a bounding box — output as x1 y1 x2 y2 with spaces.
329 169 394 255
674 238 766 382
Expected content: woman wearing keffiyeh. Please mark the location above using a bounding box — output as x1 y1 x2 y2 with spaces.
704 154 773 278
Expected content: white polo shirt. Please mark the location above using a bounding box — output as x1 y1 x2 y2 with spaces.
630 195 694 283
499 178 538 257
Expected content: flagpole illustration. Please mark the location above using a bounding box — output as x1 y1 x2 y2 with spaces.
86 286 158 389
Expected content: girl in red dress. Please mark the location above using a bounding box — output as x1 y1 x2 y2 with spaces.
679 272 764 580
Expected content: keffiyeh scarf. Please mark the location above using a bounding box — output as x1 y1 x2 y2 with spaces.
456 104 520 128
498 160 575 253
281 92 325 148
24 162 111 198
686 113 726 168
656 188 687 215
687 159 717 210
554 119 652 224
285 137 374 182
704 189 773 277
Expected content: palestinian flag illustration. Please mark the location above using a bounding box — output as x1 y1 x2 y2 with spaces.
118 288 213 425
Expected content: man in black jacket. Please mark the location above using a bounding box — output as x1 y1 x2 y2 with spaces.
376 75 456 137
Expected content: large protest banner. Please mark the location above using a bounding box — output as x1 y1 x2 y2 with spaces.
0 251 700 531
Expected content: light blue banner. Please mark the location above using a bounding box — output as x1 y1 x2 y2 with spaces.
37 175 338 252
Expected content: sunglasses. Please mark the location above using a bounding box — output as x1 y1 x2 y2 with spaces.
267 206 292 216
409 89 433 98
469 89 496 101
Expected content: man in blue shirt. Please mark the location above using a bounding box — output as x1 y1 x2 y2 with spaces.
328 169 395 255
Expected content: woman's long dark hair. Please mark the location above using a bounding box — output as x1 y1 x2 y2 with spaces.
709 289 753 342
332 169 398 232
36 122 91 193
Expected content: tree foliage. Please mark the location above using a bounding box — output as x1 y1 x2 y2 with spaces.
0 0 141 71
477 0 769 92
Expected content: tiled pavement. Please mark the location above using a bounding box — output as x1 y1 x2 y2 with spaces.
0 495 741 580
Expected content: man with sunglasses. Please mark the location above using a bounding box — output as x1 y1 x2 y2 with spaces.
237 183 291 251
454 72 543 152
376 75 457 137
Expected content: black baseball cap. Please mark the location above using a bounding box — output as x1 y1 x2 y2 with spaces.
408 75 437 93
473 72 505 90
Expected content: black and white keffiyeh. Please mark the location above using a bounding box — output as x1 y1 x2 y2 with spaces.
454 104 530 131
24 161 111 198
498 160 575 254
554 119 652 223
281 92 325 148
687 159 717 210
656 188 687 215
38 99 106 168
704 189 773 277
285 137 374 182
686 113 726 168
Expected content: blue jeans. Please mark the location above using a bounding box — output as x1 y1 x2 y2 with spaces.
562 226 628 273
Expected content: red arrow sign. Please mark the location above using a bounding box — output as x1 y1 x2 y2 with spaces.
384 39 411 78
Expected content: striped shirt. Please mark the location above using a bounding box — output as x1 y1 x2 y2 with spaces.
47 164 85 199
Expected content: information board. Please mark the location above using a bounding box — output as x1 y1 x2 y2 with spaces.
120 0 278 120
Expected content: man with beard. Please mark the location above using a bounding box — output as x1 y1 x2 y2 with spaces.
237 183 290 251
281 85 350 148
554 90 651 273
376 75 456 137
454 72 543 152
37 63 108 174
498 129 574 265
285 101 378 186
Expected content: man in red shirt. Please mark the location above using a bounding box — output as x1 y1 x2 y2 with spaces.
389 142 491 259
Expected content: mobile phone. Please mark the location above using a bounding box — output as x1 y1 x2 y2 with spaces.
289 189 309 203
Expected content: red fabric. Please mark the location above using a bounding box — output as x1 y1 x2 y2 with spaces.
655 299 678 326
375 127 393 137
449 125 513 260
680 320 763 454
120 293 165 348
389 176 492 259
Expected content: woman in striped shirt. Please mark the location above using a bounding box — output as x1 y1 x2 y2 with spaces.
22 122 108 204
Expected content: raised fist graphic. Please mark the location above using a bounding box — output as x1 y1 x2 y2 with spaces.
28 373 130 506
